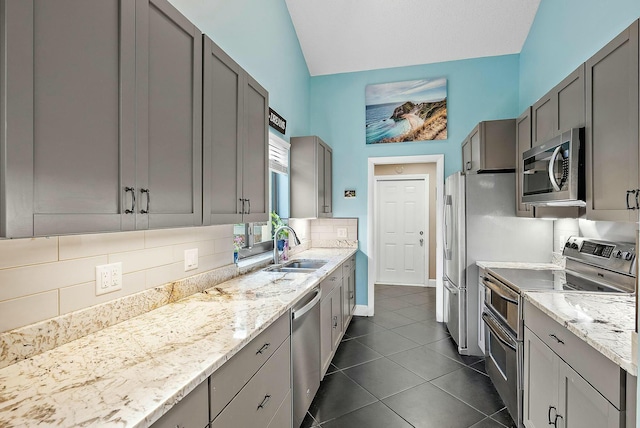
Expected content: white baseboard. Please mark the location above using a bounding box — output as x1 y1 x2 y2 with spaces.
353 305 370 316
427 279 436 287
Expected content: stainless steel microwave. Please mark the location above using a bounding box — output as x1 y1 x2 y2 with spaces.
522 128 585 206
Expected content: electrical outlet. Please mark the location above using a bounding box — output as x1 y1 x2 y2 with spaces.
184 248 198 271
337 227 347 238
96 262 123 296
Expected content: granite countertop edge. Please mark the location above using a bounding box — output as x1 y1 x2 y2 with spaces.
0 247 357 428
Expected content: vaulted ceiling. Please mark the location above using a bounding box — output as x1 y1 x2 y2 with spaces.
285 0 541 76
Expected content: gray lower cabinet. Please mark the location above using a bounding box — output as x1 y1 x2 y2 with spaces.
320 270 344 377
152 381 209 428
202 36 269 225
524 302 625 428
342 257 356 330
585 20 639 221
290 136 333 218
0 0 202 237
461 120 516 174
210 312 291 428
532 65 585 147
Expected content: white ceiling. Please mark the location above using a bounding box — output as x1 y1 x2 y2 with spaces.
285 0 541 76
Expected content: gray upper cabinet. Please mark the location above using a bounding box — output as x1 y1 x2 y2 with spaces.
532 65 585 147
0 0 203 237
515 109 534 218
203 37 269 225
290 136 333 218
585 20 639 222
461 120 516 174
136 0 203 230
1 0 136 237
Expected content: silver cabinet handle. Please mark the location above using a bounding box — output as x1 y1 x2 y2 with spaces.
239 198 245 215
256 343 270 355
257 394 271 410
548 146 563 192
627 190 637 210
246 198 251 214
548 406 557 424
140 188 150 214
124 187 136 214
636 189 640 209
549 333 564 345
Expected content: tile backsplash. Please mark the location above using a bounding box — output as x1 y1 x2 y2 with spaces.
553 218 637 253
0 225 233 333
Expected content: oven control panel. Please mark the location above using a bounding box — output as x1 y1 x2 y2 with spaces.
563 236 636 275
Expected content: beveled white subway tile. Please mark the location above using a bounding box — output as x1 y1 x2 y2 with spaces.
0 237 58 270
145 261 186 289
209 224 234 240
214 237 233 255
172 240 216 261
108 246 174 274
59 271 147 314
144 228 204 248
59 231 145 260
0 256 108 302
311 225 334 233
0 290 58 332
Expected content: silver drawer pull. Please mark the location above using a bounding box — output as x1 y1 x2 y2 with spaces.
257 394 271 410
256 343 270 355
549 334 564 345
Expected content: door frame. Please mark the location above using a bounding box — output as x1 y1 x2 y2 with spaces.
367 154 445 320
374 175 429 286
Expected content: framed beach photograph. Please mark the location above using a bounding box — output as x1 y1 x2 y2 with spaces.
365 78 447 144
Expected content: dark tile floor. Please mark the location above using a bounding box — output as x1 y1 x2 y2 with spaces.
301 284 516 428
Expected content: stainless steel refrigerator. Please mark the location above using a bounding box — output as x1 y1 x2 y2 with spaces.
443 171 553 356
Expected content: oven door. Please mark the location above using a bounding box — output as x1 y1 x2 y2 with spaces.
482 274 520 337
483 309 520 426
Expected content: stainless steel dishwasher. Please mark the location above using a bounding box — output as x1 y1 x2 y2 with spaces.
292 287 321 428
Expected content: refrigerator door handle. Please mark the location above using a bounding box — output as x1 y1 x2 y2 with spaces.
443 280 458 295
443 195 452 260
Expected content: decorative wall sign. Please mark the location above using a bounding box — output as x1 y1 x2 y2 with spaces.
344 190 356 198
365 78 447 144
269 108 287 134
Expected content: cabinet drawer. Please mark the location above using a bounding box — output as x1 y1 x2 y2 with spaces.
211 337 291 428
320 269 343 298
267 390 292 428
210 312 290 417
524 301 624 408
152 380 208 428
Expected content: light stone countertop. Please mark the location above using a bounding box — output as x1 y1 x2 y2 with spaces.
0 247 357 428
523 291 637 376
476 260 563 270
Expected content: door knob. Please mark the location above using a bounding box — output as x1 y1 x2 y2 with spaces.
419 231 424 235
419 238 424 246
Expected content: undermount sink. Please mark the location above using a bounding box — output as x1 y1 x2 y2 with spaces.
264 259 328 273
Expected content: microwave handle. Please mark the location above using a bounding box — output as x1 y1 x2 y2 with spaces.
548 146 563 192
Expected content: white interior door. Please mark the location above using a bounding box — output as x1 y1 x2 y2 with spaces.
376 178 428 286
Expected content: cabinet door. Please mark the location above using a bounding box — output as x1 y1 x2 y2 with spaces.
331 286 343 351
462 140 472 174
320 296 333 376
317 142 327 215
342 267 351 330
1 0 136 237
349 263 356 315
556 65 586 133
523 328 559 428
558 361 621 428
585 21 639 221
470 128 481 172
242 73 269 223
322 146 333 217
152 380 209 428
532 92 556 147
516 109 534 217
203 37 243 225
136 0 202 230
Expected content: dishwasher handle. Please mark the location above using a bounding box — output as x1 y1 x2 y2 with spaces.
292 288 321 320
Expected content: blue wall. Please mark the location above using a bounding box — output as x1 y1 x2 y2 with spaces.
168 0 311 139
519 0 640 112
309 55 521 304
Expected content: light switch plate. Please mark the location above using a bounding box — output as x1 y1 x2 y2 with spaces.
337 227 347 238
96 262 123 296
184 248 198 271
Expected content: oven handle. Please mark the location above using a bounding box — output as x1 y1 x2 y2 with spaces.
482 311 517 351
482 276 518 304
548 145 563 192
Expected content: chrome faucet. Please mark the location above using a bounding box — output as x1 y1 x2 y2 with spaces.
273 225 301 265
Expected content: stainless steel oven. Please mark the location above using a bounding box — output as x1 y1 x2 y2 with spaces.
522 128 584 206
482 273 523 426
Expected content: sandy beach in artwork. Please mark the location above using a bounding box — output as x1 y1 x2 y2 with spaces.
379 100 447 143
